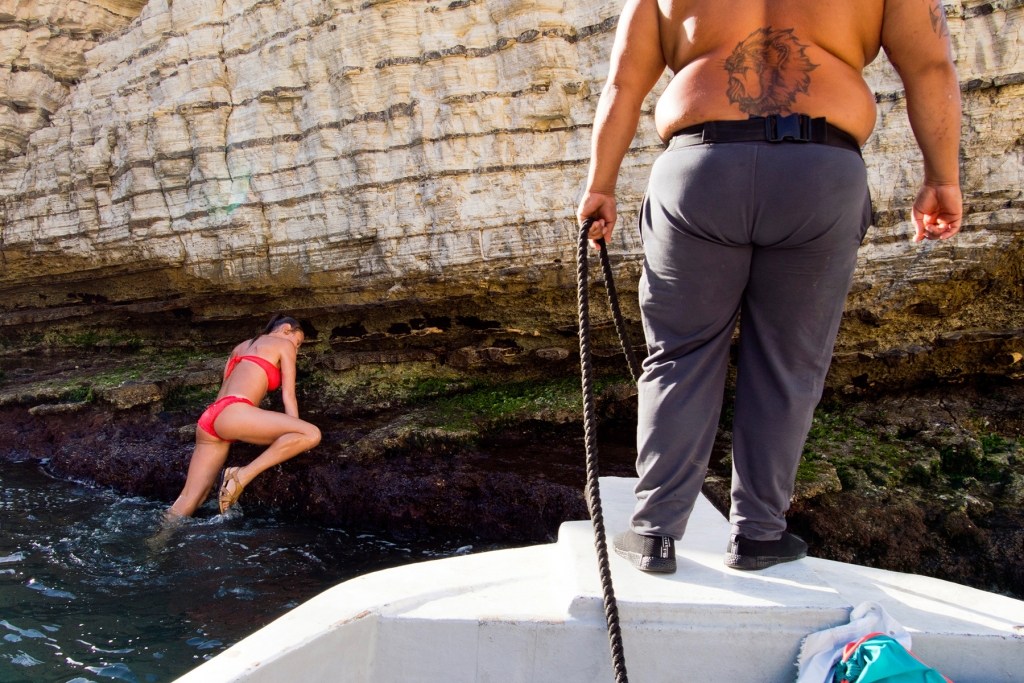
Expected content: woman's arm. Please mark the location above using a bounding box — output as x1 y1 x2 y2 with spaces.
278 340 300 418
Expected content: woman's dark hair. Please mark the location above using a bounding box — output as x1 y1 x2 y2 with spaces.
251 313 301 343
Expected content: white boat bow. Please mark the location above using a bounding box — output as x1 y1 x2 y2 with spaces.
175 477 1024 682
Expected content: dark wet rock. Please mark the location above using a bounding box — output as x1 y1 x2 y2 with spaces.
97 381 163 410
0 347 1020 599
0 385 73 408
534 347 571 362
28 401 91 416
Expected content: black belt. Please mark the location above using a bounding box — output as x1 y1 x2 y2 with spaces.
669 114 861 155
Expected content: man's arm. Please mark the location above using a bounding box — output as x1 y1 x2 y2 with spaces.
577 0 667 244
882 0 963 241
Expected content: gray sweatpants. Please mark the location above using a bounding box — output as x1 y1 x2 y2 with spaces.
632 136 871 542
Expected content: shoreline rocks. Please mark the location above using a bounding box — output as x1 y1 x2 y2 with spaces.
0 346 1020 599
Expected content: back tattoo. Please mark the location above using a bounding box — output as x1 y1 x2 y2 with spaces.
723 27 818 116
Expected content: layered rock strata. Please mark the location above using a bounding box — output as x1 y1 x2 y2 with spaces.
0 0 147 159
0 0 1020 389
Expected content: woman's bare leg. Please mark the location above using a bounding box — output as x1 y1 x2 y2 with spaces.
213 405 321 509
168 430 231 517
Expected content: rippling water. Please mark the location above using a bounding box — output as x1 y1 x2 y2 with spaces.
0 459 478 683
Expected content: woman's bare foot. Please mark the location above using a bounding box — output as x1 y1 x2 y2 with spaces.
146 509 185 552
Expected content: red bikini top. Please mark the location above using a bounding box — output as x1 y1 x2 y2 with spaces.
226 355 282 391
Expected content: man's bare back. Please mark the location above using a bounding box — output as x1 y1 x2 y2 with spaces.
580 0 960 243
653 0 889 143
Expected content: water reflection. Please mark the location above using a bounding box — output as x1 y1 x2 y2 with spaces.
0 459 476 682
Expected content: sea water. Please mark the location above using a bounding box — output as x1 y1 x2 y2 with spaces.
0 459 478 683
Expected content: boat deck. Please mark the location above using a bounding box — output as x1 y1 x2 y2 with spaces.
176 477 1024 682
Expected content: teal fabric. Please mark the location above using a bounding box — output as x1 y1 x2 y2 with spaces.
833 634 950 683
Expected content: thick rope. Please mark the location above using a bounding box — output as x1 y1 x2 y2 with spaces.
576 218 631 683
597 237 642 384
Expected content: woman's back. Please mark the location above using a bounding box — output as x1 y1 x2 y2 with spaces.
217 335 291 402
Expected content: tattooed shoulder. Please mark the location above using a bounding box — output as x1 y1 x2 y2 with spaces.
928 0 950 38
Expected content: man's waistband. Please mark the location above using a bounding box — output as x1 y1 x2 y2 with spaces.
668 114 861 155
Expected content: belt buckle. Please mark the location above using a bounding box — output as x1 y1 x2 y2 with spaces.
765 114 810 143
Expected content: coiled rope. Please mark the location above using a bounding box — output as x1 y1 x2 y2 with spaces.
576 218 642 683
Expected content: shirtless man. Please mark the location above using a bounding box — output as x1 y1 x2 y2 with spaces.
577 0 962 572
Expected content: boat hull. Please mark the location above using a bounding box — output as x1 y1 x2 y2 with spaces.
175 477 1024 682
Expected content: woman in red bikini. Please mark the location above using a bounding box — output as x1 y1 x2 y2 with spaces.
167 314 321 517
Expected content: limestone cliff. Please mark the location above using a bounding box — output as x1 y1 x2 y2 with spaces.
0 0 148 159
0 0 1020 389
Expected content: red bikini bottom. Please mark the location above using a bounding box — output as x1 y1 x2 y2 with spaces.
197 396 254 442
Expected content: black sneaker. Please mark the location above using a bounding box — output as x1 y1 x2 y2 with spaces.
613 529 677 573
724 532 807 570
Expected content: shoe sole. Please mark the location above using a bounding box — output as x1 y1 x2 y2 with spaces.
614 545 677 573
724 550 806 571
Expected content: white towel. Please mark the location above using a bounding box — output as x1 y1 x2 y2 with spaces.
795 602 912 683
